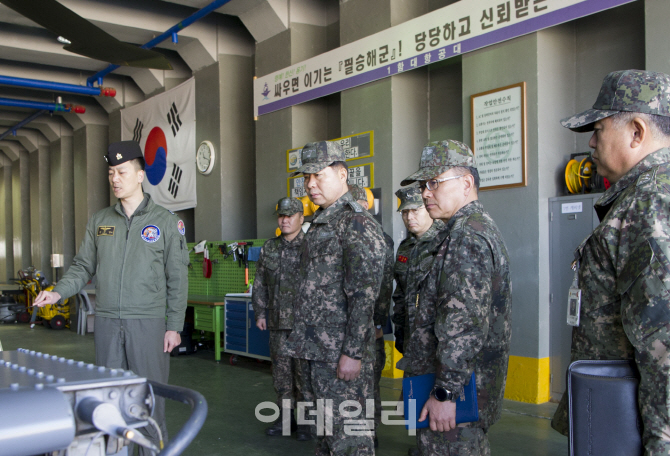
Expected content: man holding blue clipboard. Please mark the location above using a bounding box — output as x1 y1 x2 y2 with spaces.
398 140 512 455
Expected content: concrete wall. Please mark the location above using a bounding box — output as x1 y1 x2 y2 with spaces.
12 159 21 275
50 136 75 272
254 20 339 238
3 158 12 281
0 156 6 281
73 125 110 250
29 149 40 273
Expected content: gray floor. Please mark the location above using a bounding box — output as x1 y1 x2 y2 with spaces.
0 323 568 455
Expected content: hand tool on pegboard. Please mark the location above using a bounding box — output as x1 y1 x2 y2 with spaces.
243 242 254 285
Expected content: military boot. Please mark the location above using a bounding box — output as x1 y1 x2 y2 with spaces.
265 410 297 436
408 447 420 456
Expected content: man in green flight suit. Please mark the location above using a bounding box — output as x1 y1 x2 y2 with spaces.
551 70 670 454
400 140 512 455
34 141 189 455
284 141 386 455
252 196 313 441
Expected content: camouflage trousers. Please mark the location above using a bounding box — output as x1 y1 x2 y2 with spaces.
309 360 375 456
417 426 490 456
270 330 313 408
373 337 386 430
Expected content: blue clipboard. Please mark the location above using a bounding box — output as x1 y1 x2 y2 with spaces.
403 371 479 429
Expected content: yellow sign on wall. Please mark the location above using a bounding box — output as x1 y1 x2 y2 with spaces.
286 131 374 173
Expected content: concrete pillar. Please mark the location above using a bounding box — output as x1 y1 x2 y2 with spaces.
73 125 109 250
51 134 76 274
19 150 30 270
340 0 430 243
12 157 21 275
29 149 40 273
645 0 670 76
3 156 13 281
254 20 340 238
38 144 52 281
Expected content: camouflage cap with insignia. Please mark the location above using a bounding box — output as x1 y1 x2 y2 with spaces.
105 141 144 166
561 70 670 132
395 187 424 211
400 140 475 186
349 185 367 202
290 141 345 176
275 197 304 216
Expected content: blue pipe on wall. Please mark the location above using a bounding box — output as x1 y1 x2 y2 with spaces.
0 97 83 113
86 0 233 87
0 110 47 142
0 75 103 96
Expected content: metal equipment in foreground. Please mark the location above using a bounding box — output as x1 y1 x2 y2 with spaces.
0 349 207 456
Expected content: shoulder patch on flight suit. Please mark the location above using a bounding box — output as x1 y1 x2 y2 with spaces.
97 226 115 236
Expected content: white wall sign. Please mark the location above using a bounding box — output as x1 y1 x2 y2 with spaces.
471 82 526 190
253 0 633 116
562 202 583 214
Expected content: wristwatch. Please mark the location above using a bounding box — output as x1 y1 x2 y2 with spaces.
431 385 456 402
375 325 382 329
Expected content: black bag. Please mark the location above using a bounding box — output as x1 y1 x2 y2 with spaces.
567 359 642 456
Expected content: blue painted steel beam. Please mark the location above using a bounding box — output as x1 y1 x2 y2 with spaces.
0 110 48 142
86 0 233 87
0 75 102 96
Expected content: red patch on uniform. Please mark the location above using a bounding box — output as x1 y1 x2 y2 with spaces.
397 255 408 263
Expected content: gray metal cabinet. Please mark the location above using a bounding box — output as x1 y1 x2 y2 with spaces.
549 194 602 400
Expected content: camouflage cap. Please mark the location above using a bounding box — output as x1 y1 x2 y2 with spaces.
290 141 345 176
400 140 475 186
395 187 424 211
274 197 303 216
561 70 670 132
349 185 367 202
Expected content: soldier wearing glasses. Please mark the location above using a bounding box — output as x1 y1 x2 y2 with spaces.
400 140 512 455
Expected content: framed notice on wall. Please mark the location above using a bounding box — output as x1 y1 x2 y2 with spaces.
470 82 527 191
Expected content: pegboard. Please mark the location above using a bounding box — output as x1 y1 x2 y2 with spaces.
187 239 267 298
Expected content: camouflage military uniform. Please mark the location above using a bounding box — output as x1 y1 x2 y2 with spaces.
252 229 309 410
284 191 386 455
551 70 670 453
391 219 444 356
402 201 512 454
399 140 512 455
372 232 394 433
349 183 396 436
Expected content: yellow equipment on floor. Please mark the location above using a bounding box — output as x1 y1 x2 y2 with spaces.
16 267 69 329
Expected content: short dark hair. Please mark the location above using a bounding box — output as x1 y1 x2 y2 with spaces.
130 157 145 171
330 161 348 171
452 166 480 191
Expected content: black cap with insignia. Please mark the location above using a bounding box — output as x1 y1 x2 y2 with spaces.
105 141 145 166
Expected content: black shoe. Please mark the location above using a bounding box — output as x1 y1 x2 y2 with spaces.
265 412 297 436
296 425 313 441
408 447 420 456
